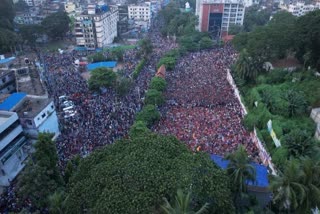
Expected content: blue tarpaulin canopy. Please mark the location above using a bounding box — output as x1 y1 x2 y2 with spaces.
0 57 15 65
210 154 269 188
87 61 117 71
0 92 27 111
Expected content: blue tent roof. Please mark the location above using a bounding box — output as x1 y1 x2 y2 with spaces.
210 154 269 188
74 46 87 51
87 61 117 71
0 57 15 64
0 92 27 111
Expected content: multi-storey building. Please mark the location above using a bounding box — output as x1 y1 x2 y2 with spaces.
280 2 320 16
0 111 28 189
117 5 129 35
128 2 151 30
75 3 119 49
0 93 60 140
0 70 16 95
196 0 245 37
14 8 45 25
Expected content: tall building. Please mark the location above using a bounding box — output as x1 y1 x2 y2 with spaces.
128 2 151 30
75 3 119 49
0 111 28 189
196 0 245 37
280 2 320 16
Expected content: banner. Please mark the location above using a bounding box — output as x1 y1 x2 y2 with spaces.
267 120 281 147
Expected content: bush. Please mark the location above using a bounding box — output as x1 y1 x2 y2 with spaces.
145 89 165 106
265 69 288 84
129 121 151 138
88 68 117 91
164 49 180 59
132 59 146 79
243 103 272 131
135 105 160 127
150 77 167 92
88 52 106 63
272 147 288 168
157 56 176 70
199 37 213 50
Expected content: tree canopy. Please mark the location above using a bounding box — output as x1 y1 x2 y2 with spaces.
18 133 63 209
63 133 234 213
42 11 70 40
88 68 117 91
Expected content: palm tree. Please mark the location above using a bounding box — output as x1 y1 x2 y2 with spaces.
269 159 306 212
225 145 256 195
235 49 256 81
161 189 209 214
298 158 320 213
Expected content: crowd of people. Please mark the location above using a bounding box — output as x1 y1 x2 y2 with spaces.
0 18 263 212
154 47 261 162
0 19 177 212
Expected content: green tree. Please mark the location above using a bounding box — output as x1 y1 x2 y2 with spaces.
235 49 256 81
150 77 167 92
63 133 234 214
129 121 151 138
228 24 243 35
298 158 320 212
18 133 63 209
42 11 70 40
243 5 271 32
88 52 107 63
161 189 210 214
145 89 165 106
157 56 176 70
139 38 153 58
270 160 306 212
64 160 73 184
282 129 320 158
294 10 320 70
225 145 256 209
199 37 213 50
282 89 307 117
19 24 43 46
49 190 65 214
135 104 160 127
88 68 117 91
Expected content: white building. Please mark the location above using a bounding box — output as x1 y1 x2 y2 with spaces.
23 0 44 7
14 97 60 139
0 111 29 189
0 93 60 140
196 0 245 36
75 3 119 49
128 2 151 30
280 2 320 16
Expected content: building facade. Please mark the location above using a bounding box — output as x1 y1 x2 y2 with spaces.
128 2 152 30
0 111 28 188
196 0 245 37
280 2 320 16
0 70 16 95
75 3 119 49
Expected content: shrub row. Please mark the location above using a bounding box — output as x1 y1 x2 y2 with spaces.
132 58 146 79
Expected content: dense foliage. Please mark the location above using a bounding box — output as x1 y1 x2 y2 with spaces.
18 133 63 209
41 11 70 40
135 104 160 127
144 89 165 106
88 68 117 91
150 76 167 92
132 58 146 79
64 133 234 213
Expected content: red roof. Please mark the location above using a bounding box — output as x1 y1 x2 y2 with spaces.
156 65 166 78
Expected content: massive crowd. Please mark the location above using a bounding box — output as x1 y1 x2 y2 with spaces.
0 22 177 212
154 47 261 162
0 20 261 213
